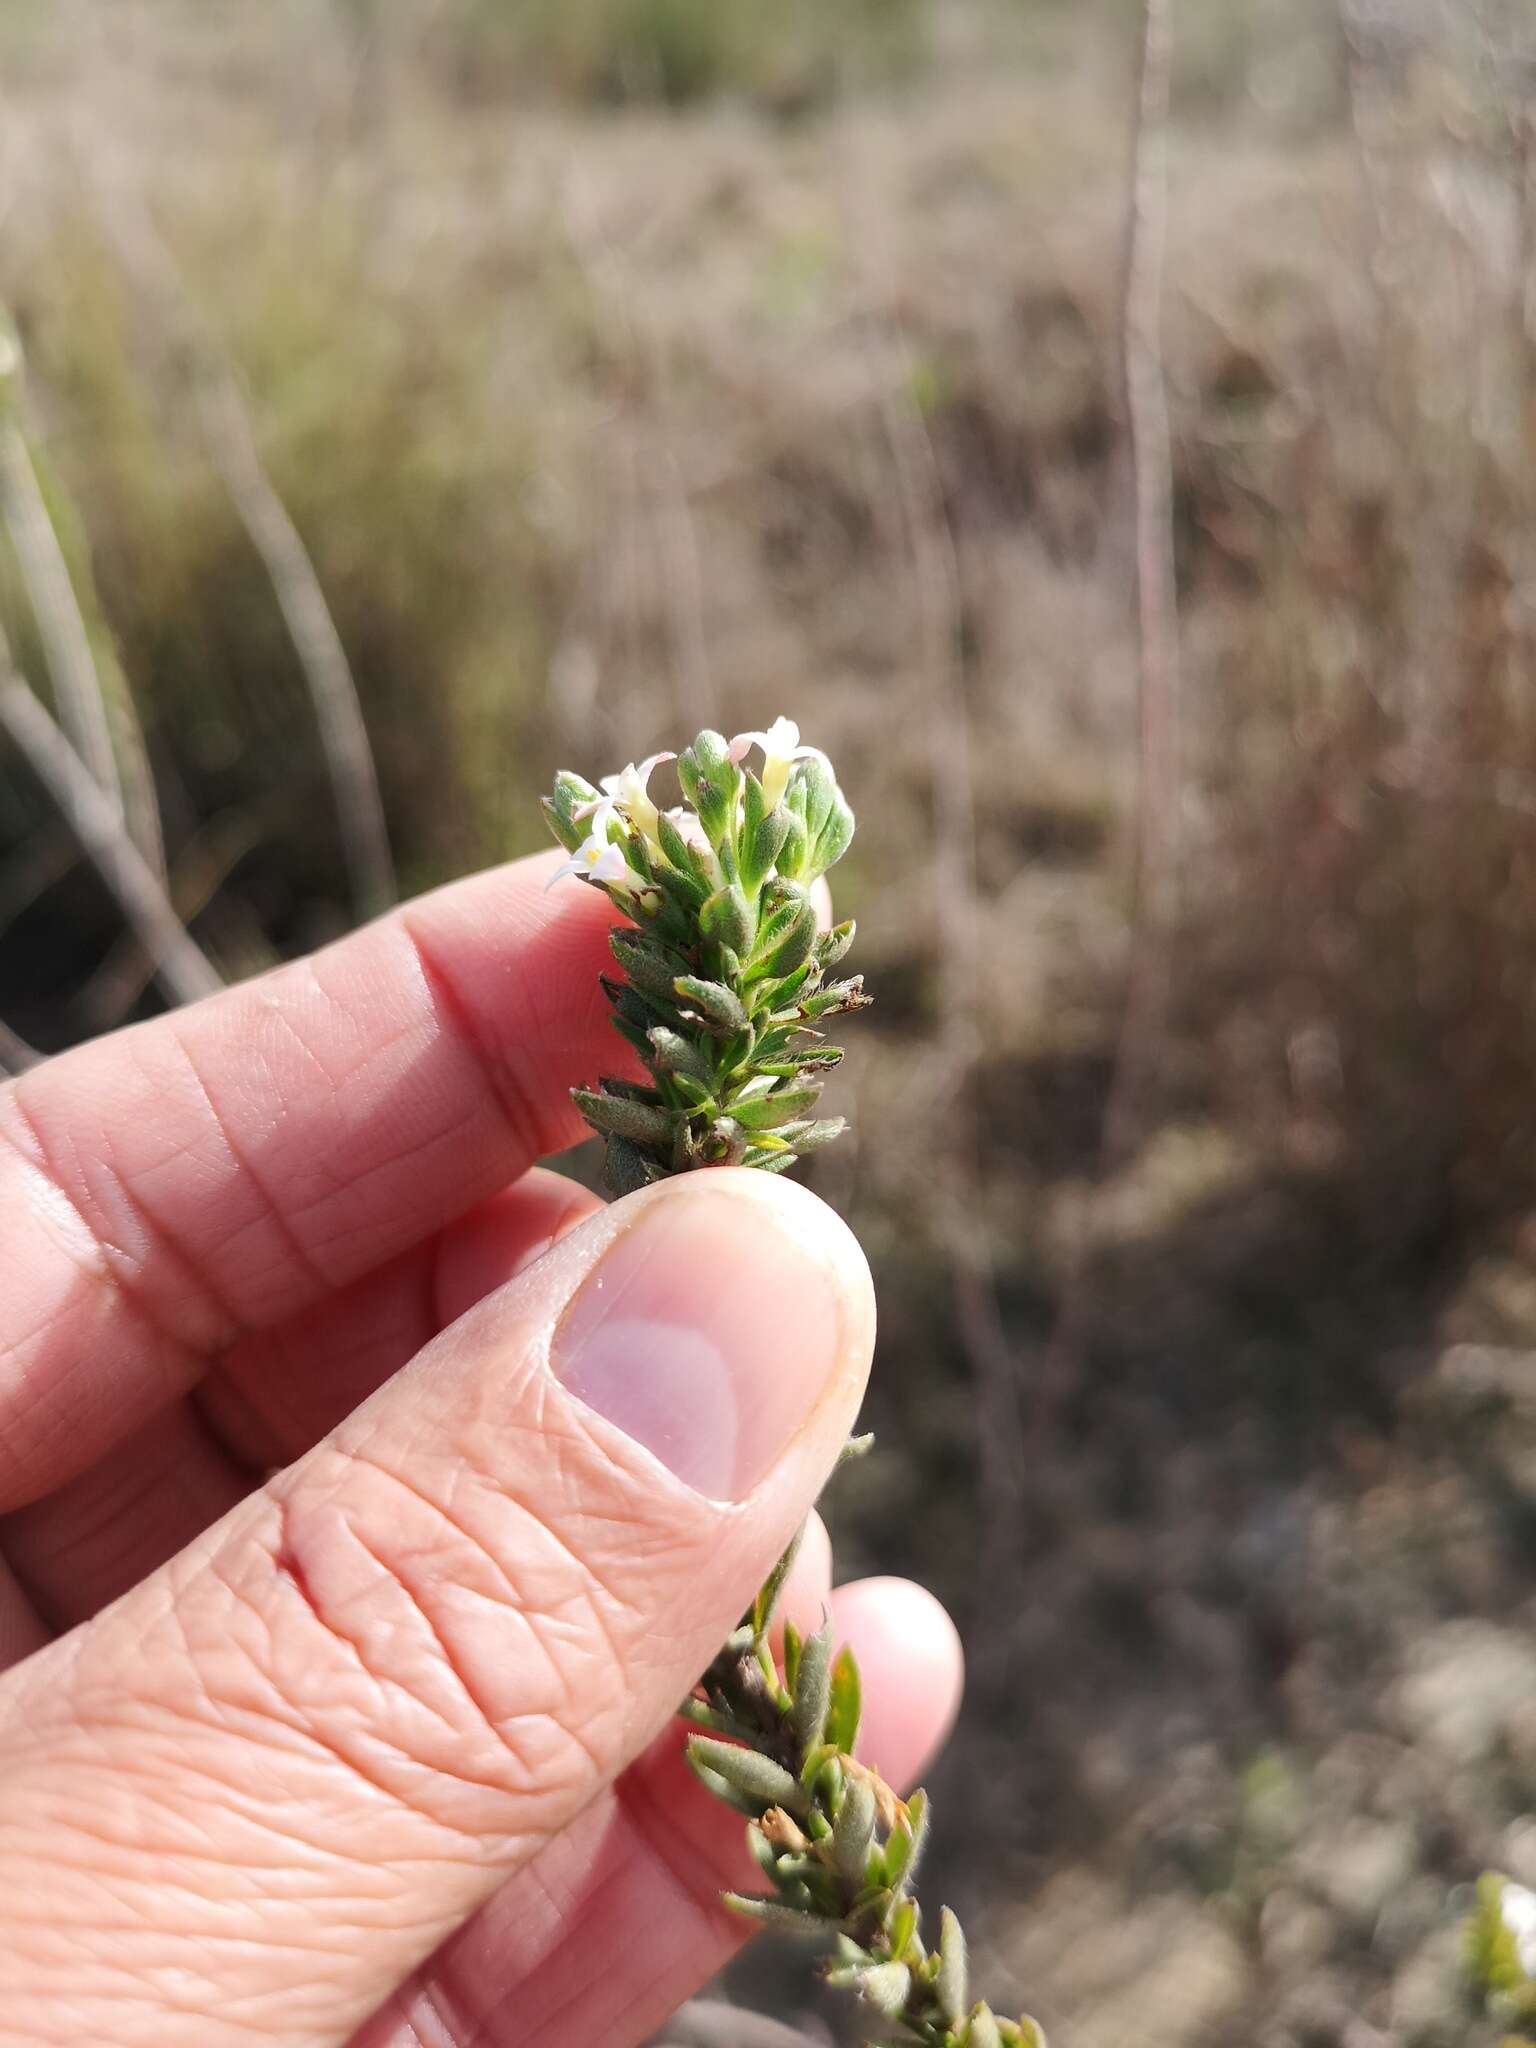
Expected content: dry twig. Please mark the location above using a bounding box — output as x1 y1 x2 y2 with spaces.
1033 0 1181 1444
87 185 396 920
0 427 121 817
0 627 222 1007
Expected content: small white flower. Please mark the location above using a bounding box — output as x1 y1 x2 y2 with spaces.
579 751 676 846
547 829 640 895
1502 1881 1536 1975
728 716 829 811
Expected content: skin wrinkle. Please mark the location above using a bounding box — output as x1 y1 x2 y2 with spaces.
10 1693 493 1911
464 1797 722 2048
162 1021 337 1309
6 1074 243 1354
201 1533 537 1835
324 1445 631 1789
1 1397 249 1628
234 977 489 1284
0 1104 206 1407
153 1537 486 1837
394 915 547 1169
0 866 631 1523
334 1516 589 1791
265 1506 523 1793
0 879 602 1461
156 1440 623 1850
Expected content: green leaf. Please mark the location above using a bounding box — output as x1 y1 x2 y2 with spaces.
656 808 709 883
826 1646 862 1754
722 1892 827 1935
800 975 872 1020
604 974 678 1032
776 806 811 880
609 928 690 1003
649 849 710 913
811 788 855 877
742 792 791 894
673 976 749 1035
731 1086 822 1131
775 1117 847 1152
544 772 600 851
897 1787 929 1888
603 1136 663 1197
786 1045 847 1069
645 1026 711 1084
781 1618 803 1695
686 1759 770 1820
609 1015 655 1060
784 758 855 878
886 1896 917 1959
751 895 819 980
756 1053 839 1079
686 1736 802 1814
790 1620 833 1754
937 1905 969 2023
751 1526 804 1640
966 2008 1004 2048
571 1089 673 1147
853 1961 911 2019
757 960 817 1013
744 1148 799 1173
832 1770 876 1887
700 883 754 953
817 919 856 970
676 729 742 848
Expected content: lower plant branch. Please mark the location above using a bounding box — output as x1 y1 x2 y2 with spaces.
679 1504 1044 2048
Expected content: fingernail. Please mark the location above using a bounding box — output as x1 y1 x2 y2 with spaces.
552 1182 845 1500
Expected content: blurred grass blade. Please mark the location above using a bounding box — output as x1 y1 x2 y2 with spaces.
0 636 222 1006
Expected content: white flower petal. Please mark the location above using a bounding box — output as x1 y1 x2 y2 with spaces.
588 842 632 884
1503 1883 1536 1974
544 851 586 891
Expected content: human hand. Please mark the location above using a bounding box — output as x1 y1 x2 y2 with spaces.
0 851 963 2048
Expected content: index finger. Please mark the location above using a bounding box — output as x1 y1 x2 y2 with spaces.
0 850 625 1509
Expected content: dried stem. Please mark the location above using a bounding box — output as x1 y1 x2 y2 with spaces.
0 425 122 824
0 399 169 885
0 630 222 1007
561 201 719 738
0 1018 40 1075
197 369 396 919
1033 0 1180 1445
88 186 396 920
870 323 1027 1599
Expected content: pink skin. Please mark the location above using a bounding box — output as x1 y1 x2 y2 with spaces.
0 850 964 2048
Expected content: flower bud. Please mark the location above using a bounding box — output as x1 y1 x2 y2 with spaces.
677 729 742 847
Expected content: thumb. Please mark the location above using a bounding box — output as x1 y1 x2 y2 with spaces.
0 1170 873 2048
